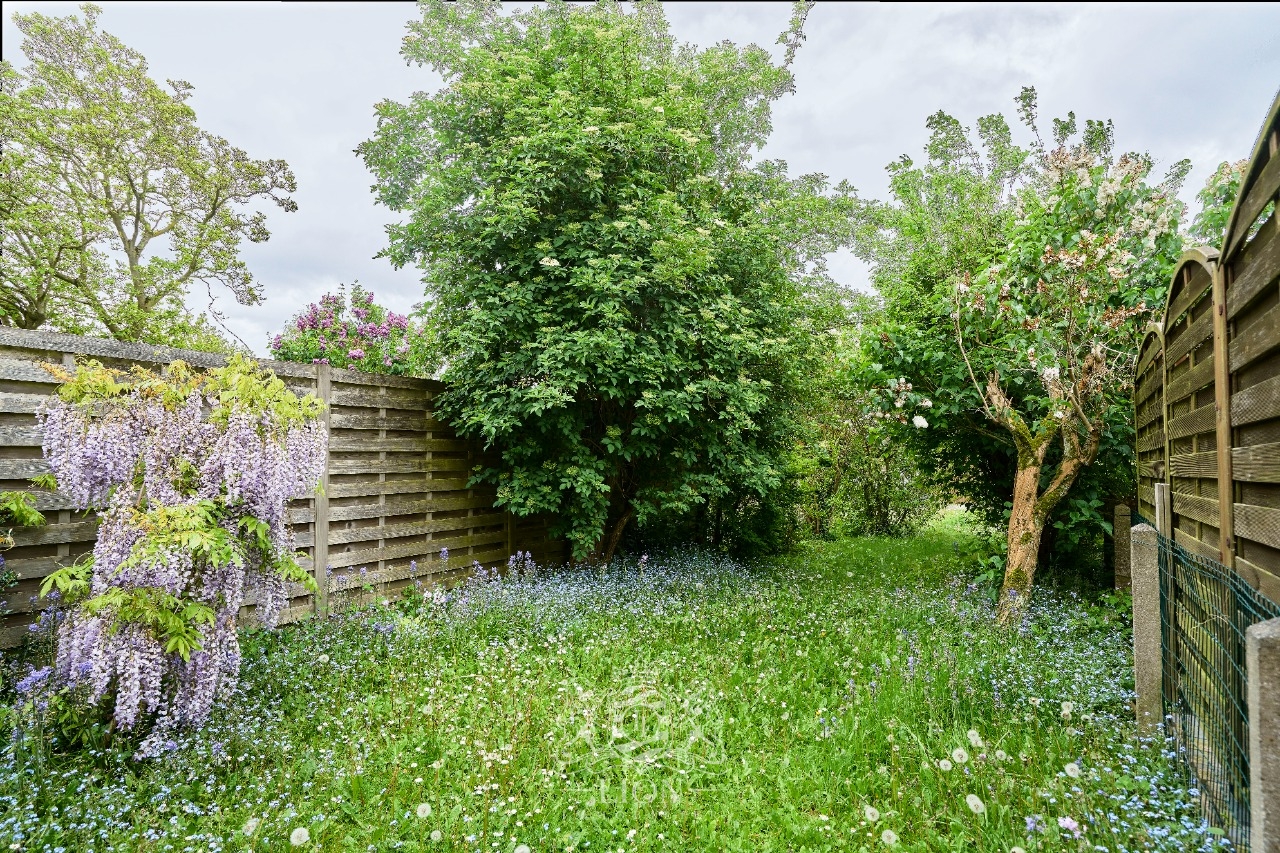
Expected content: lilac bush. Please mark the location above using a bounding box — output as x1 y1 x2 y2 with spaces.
36 355 326 753
269 283 434 376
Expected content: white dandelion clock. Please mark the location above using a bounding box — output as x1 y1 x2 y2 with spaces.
864 805 880 822
430 830 443 842
967 729 983 748
938 758 953 772
1065 762 1082 779
951 747 969 764
965 794 986 815
290 827 311 846
881 829 899 845
417 803 433 818
242 817 260 836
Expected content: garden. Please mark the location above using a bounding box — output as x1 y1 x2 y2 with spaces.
0 1 1272 851
0 522 1230 852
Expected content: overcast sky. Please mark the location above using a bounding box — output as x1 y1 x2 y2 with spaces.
4 2 1279 354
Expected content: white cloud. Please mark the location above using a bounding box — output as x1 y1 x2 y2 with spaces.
4 2 1278 352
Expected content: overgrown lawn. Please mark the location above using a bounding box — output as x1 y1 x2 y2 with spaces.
1 516 1225 852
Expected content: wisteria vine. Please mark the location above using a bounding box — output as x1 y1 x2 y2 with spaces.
37 355 326 753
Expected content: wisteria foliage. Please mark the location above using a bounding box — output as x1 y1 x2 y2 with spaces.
37 355 326 752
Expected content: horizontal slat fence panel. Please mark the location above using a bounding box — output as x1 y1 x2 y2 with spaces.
1135 329 1165 521
0 327 566 646
1226 220 1280 318
1224 106 1280 583
1160 257 1220 554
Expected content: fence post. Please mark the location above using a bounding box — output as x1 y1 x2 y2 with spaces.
1131 522 1162 736
1249 616 1280 852
1212 263 1236 568
1115 504 1131 590
313 364 332 617
1155 482 1172 538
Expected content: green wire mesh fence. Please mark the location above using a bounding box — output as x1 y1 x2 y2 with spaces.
1135 511 1280 851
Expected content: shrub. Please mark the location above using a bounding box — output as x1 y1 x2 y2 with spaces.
269 284 434 376
792 389 942 539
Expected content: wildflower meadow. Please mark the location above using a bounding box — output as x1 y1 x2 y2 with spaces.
1 515 1226 852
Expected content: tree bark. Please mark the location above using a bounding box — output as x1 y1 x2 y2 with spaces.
591 506 634 565
996 461 1045 626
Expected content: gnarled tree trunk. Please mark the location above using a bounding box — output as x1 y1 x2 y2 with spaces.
984 377 1103 627
995 459 1047 625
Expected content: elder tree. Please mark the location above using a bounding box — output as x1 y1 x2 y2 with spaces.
359 0 854 561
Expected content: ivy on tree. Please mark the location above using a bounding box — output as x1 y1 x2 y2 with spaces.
0 4 297 350
359 0 854 560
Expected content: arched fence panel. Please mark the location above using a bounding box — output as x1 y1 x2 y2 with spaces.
1163 252 1220 560
1135 327 1165 521
1224 93 1280 597
1135 90 1280 851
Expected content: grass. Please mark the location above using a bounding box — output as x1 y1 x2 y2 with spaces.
0 513 1227 852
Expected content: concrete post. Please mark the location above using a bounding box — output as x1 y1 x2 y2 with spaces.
1248 617 1280 852
1115 504 1132 590
1131 523 1162 736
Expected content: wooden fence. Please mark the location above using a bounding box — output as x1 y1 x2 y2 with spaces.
0 327 566 647
1135 90 1280 599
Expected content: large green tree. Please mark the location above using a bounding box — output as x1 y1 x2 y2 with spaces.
359 0 855 560
0 4 296 349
